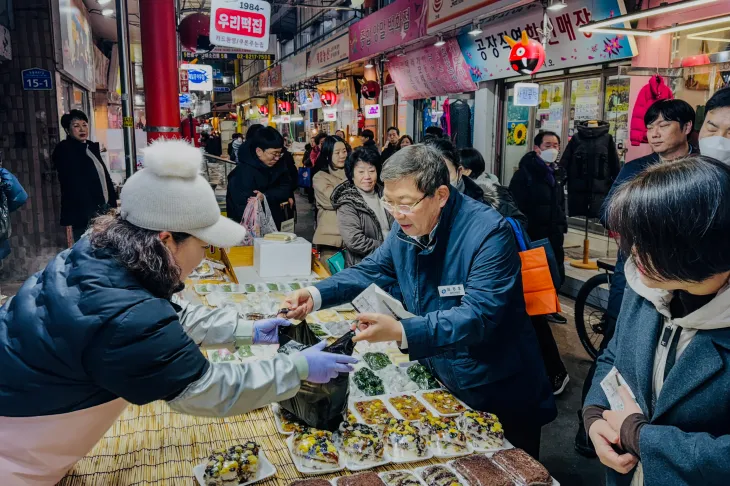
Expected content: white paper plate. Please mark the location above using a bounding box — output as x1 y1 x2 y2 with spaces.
470 437 514 454
378 469 428 486
286 434 344 475
270 404 297 436
193 450 276 486
385 443 433 465
340 451 390 472
415 389 470 418
348 396 399 426
194 283 218 295
425 439 474 459
482 449 559 486
384 393 432 422
414 463 469 486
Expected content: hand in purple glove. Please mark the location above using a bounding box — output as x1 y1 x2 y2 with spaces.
299 341 358 384
252 318 291 345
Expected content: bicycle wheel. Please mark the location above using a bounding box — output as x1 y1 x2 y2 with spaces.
575 273 610 360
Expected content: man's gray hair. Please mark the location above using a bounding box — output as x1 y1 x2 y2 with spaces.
381 144 450 196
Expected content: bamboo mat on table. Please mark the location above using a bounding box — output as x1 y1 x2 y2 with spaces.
59 400 451 486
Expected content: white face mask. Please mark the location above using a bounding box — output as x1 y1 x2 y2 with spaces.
699 136 730 163
539 148 559 163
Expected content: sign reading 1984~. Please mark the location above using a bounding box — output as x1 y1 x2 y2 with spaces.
210 0 271 52
22 68 53 91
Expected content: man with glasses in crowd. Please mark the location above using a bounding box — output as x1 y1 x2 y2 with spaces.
286 144 557 459
226 127 292 229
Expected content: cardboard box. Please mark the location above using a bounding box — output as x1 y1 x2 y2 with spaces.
254 237 312 278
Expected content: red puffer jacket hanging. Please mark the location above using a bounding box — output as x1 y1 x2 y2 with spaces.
630 74 674 146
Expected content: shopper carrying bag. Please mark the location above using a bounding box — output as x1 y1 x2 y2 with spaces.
240 196 278 245
505 217 561 317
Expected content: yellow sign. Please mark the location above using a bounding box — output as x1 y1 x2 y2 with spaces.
122 116 134 128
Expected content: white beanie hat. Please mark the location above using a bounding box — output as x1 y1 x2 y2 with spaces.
120 139 246 248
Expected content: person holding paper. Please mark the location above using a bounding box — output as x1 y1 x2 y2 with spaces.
583 156 730 485
286 144 556 459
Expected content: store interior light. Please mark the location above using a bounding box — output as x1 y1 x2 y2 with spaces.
687 25 730 42
547 0 567 11
364 59 374 68
468 22 483 36
585 27 656 37
434 35 446 47
101 8 114 16
579 0 717 32
97 0 112 4
658 16 730 35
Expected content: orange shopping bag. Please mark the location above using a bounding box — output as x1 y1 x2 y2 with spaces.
505 218 561 316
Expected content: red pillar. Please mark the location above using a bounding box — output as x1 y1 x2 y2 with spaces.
139 0 180 142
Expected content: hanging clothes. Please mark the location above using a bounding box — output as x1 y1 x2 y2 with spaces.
630 75 674 146
450 100 472 149
441 98 451 138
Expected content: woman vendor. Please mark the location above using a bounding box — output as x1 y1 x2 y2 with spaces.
0 139 356 486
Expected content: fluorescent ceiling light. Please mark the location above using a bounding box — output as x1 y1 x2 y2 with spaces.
468 22 483 36
547 0 567 11
101 8 114 16
434 35 446 47
658 15 730 35
580 0 717 32
586 27 656 37
688 25 730 41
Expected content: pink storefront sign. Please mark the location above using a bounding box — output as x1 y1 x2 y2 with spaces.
348 0 428 62
387 38 478 100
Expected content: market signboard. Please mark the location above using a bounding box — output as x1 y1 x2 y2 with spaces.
210 0 271 52
281 51 308 87
307 32 349 78
457 0 636 82
387 38 477 100
181 39 276 60
348 0 428 62
180 64 213 91
232 82 252 104
57 0 94 89
427 0 525 35
259 64 282 92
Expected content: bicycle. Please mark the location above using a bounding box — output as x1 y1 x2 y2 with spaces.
574 258 615 360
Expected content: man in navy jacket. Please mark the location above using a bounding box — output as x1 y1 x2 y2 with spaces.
287 144 556 458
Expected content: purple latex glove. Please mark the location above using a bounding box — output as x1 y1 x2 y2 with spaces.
252 318 291 345
299 341 358 384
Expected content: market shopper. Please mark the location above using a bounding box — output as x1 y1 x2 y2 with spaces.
287 144 557 458
0 167 28 300
228 132 243 163
380 126 400 162
310 132 326 165
429 138 568 395
0 139 356 486
584 155 730 485
574 99 696 457
53 110 117 242
335 129 346 139
360 129 380 154
398 135 414 149
331 146 393 267
459 147 500 191
313 135 350 262
226 126 292 229
509 131 568 325
699 87 730 163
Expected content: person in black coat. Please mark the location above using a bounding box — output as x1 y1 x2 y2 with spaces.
360 129 380 154
226 127 291 229
52 110 117 242
380 126 400 162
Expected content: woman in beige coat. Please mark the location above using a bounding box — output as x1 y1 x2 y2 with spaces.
312 135 350 261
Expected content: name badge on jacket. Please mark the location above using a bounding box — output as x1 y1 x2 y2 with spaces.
438 285 465 297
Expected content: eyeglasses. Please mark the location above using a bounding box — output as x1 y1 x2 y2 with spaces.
381 195 426 215
266 150 283 159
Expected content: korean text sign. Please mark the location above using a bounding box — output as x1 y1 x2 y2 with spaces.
348 0 427 62
457 0 636 82
307 33 349 78
210 0 271 52
387 38 477 101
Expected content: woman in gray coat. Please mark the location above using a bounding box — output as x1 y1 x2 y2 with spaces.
331 147 393 267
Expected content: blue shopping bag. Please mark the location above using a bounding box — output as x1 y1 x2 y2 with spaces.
298 167 312 188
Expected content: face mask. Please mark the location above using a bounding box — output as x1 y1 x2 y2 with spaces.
699 136 730 163
539 148 559 163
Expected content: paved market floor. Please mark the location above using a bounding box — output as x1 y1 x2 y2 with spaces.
295 193 605 486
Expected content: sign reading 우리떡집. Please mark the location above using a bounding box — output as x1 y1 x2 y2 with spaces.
210 0 271 52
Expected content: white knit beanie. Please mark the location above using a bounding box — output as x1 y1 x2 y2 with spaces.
120 139 246 248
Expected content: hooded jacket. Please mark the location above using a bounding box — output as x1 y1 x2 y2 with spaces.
461 176 528 229
560 121 620 218
331 181 394 267
0 168 28 260
585 258 730 486
52 137 117 227
0 238 306 485
226 142 292 228
630 75 674 146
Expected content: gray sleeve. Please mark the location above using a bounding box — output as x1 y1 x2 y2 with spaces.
173 296 254 347
167 354 308 417
337 205 381 257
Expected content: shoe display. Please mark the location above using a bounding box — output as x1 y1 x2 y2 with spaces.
546 313 568 324
552 372 569 395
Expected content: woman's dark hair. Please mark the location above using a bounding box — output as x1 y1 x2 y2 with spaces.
61 109 88 131
706 87 730 113
90 212 191 299
424 137 461 168
305 143 312 151
608 155 730 283
314 132 327 145
425 126 444 138
644 99 695 130
345 146 382 182
315 135 350 175
459 148 486 179
534 130 561 147
397 135 414 149
361 129 375 141
250 126 284 154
